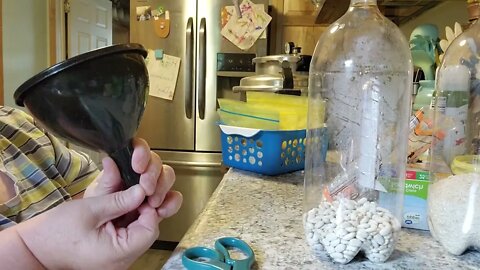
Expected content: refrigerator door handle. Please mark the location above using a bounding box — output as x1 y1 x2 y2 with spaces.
185 17 194 119
198 17 206 120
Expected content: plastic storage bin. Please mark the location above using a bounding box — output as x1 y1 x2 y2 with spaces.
219 125 306 175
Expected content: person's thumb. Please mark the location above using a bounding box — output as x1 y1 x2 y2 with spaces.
89 185 146 225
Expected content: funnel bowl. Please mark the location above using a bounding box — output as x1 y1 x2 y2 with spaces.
14 43 149 187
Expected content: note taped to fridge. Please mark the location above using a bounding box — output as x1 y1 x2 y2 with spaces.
220 0 271 50
146 50 181 100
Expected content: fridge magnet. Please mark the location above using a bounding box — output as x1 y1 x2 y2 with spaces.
145 49 181 100
136 6 152 21
152 6 165 20
155 49 164 60
220 0 271 50
154 10 170 38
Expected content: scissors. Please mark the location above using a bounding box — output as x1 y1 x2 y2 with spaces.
182 237 255 270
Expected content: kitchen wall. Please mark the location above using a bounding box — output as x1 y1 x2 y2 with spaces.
400 1 469 41
2 0 50 108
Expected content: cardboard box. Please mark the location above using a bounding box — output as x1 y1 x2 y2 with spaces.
402 169 430 230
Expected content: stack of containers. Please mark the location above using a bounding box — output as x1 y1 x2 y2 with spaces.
217 92 318 175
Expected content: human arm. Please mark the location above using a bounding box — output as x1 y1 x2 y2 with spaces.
0 160 182 269
7 185 158 269
0 185 152 269
0 226 45 269
0 137 182 269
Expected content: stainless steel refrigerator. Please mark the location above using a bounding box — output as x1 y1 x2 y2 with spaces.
129 0 268 244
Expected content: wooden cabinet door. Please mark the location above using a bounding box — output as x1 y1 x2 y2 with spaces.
282 25 327 55
283 0 317 25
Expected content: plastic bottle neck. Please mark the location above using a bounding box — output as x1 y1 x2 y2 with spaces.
350 0 377 6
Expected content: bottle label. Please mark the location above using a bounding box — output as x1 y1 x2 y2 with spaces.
441 90 469 164
431 96 446 113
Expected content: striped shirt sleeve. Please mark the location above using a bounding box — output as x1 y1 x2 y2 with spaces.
47 133 100 197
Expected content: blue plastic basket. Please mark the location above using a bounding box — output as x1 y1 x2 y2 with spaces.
219 125 306 175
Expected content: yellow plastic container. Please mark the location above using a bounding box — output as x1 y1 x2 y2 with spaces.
217 99 280 130
218 94 322 130
451 155 480 174
246 91 308 108
246 92 312 130
217 109 279 130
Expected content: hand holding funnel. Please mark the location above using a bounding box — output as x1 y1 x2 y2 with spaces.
14 44 149 188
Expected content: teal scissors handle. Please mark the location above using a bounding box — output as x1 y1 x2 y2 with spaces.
215 237 255 270
182 237 255 270
182 246 230 270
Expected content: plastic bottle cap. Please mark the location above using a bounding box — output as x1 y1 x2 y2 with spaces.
437 65 471 91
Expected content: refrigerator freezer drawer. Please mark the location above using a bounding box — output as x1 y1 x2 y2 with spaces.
154 150 225 243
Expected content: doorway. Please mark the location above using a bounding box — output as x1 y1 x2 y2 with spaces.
52 0 114 166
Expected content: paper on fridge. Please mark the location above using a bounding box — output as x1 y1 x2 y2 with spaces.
145 49 181 100
221 3 268 39
221 0 271 50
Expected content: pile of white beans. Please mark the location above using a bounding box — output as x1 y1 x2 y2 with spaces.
304 198 401 264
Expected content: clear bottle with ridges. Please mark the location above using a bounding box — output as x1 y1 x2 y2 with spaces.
429 20 480 256
303 0 412 264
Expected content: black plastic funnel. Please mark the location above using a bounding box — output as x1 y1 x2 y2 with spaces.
14 43 149 188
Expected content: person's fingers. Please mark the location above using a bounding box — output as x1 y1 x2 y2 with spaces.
157 190 183 218
119 206 160 256
84 157 123 197
139 152 163 196
131 138 151 174
112 210 139 228
148 165 175 208
90 185 146 225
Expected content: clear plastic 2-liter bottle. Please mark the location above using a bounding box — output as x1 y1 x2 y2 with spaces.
303 0 413 264
429 19 480 256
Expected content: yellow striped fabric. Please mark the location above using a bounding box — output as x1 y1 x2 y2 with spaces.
0 107 99 229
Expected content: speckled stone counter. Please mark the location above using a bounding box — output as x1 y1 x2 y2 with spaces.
162 169 480 269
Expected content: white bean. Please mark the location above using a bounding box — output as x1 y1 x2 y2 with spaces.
335 243 346 253
330 252 344 260
344 249 358 257
356 230 368 241
343 232 356 241
379 224 392 236
359 197 368 205
373 234 385 245
345 226 356 233
349 238 362 248
325 233 337 242
330 238 340 247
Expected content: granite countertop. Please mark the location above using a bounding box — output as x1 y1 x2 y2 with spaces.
162 169 480 269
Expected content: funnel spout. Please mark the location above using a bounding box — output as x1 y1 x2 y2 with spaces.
110 140 140 188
